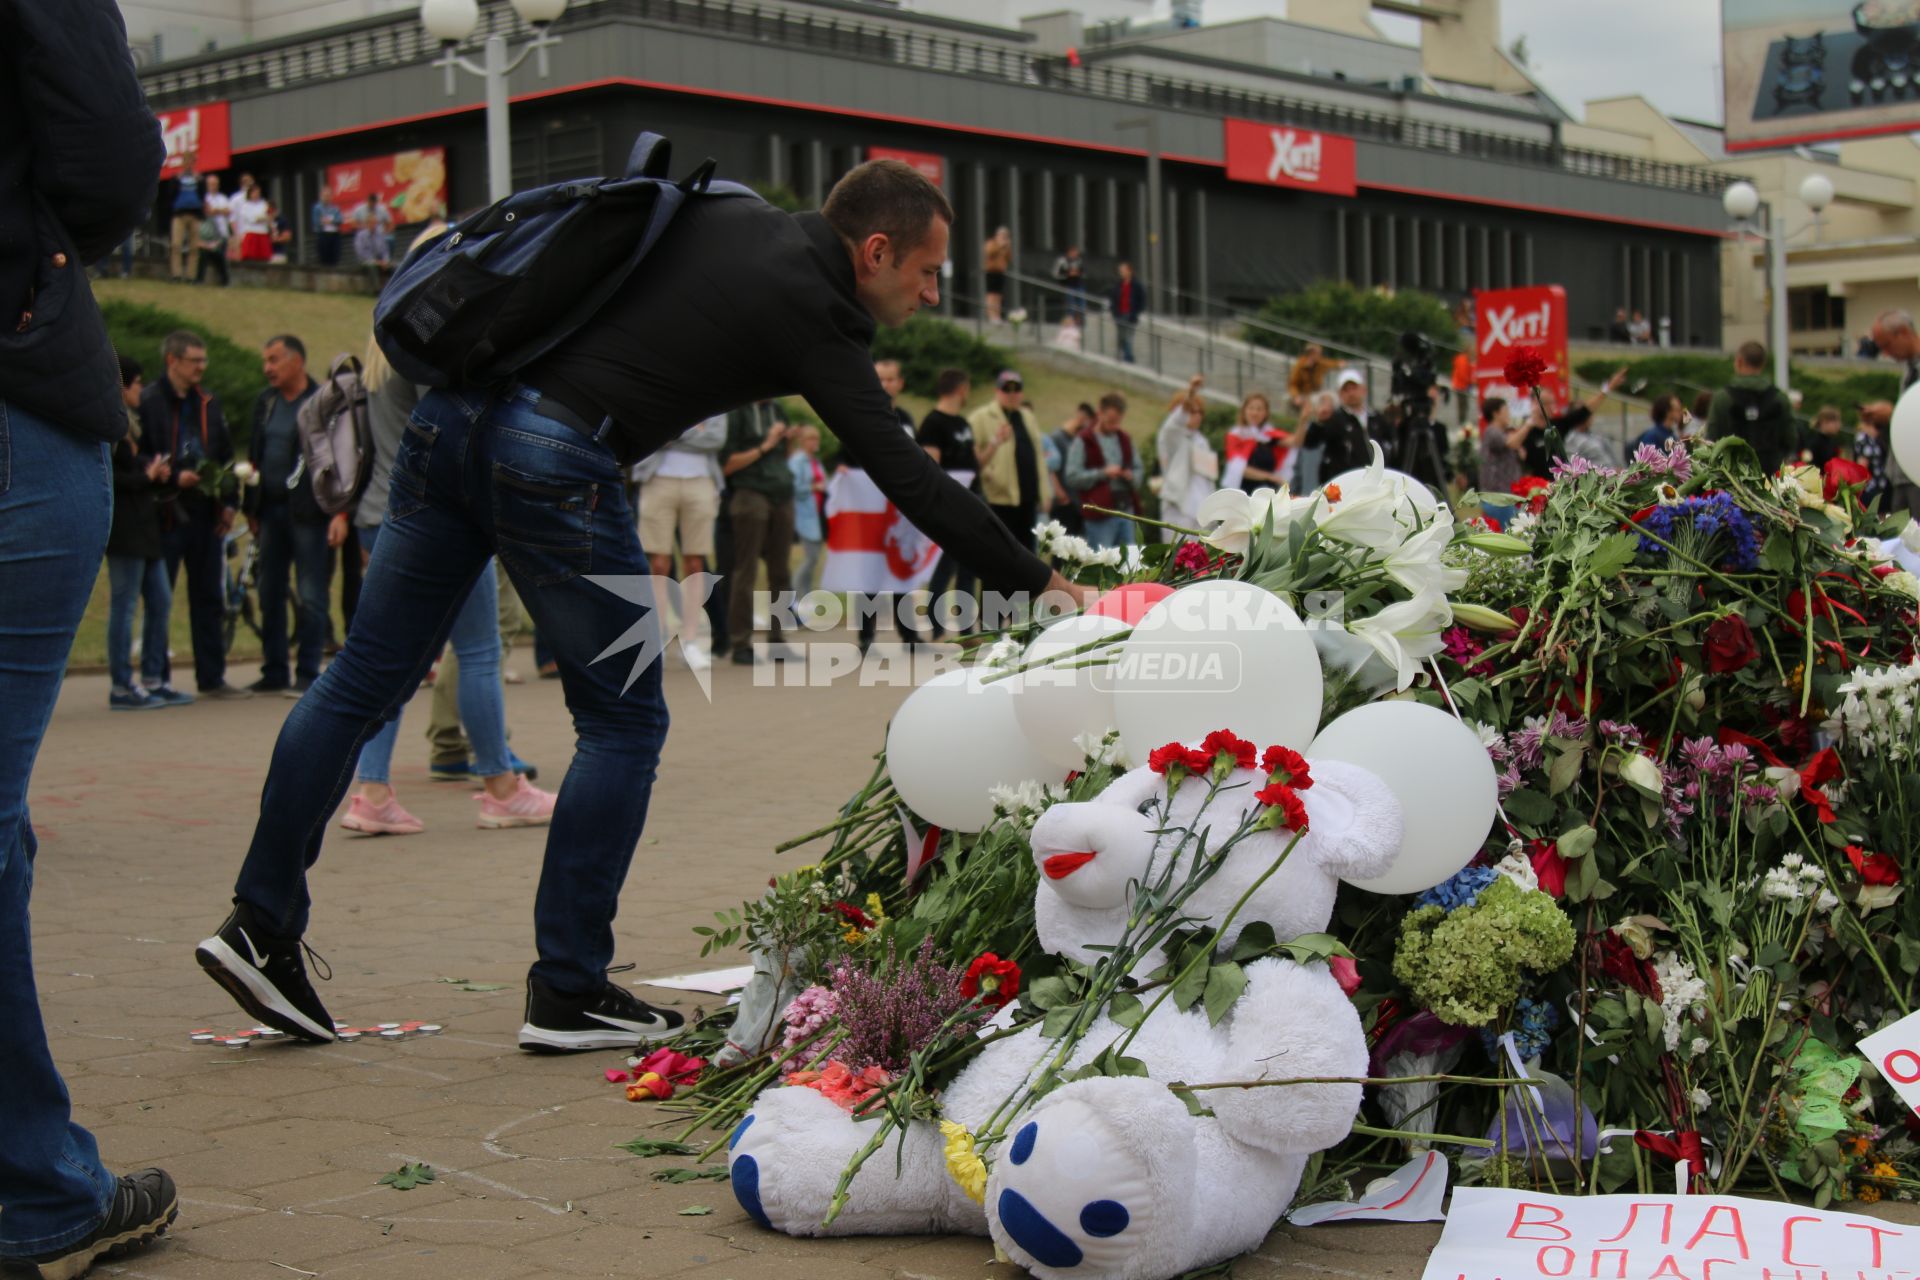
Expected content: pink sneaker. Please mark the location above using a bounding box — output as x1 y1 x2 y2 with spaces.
477 776 558 829
340 794 425 836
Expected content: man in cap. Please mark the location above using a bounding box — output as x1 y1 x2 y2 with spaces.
969 369 1049 549
1288 368 1377 479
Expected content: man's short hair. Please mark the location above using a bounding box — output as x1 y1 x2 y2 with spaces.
822 160 954 262
1481 395 1506 424
1877 308 1915 337
161 329 204 362
118 353 143 387
1735 340 1767 369
1097 392 1127 414
933 367 969 398
265 334 306 361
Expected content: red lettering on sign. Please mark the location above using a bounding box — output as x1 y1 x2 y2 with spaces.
1536 1246 1575 1276
1884 1048 1920 1085
1589 1248 1629 1279
1842 1221 1903 1268
1222 118 1357 196
1599 1202 1674 1244
1508 1202 1572 1241
1647 1255 1694 1280
1782 1216 1820 1266
1685 1206 1750 1260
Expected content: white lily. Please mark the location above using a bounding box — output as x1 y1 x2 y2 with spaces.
1374 515 1468 598
1902 518 1920 555
1344 589 1452 691
1195 486 1311 557
1313 478 1407 550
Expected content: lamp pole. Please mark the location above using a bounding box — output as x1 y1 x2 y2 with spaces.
1723 174 1833 393
1116 115 1164 318
420 0 568 204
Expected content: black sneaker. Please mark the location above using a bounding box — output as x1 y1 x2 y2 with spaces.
193 904 336 1043
14 1167 177 1279
517 974 684 1053
246 677 289 694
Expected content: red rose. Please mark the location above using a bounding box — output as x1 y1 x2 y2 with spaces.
1702 614 1758 674
1328 955 1362 997
1529 839 1568 898
1823 457 1872 503
1201 729 1258 771
1254 783 1310 832
1504 345 1548 393
1846 845 1900 886
961 953 1022 1008
1148 743 1189 776
1800 747 1843 790
1597 932 1662 1001
1260 745 1312 789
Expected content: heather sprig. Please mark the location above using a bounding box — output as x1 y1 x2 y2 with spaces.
828 935 983 1074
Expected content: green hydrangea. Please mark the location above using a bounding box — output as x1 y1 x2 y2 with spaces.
1393 876 1575 1027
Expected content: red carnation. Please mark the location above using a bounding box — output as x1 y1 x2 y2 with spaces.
1510 474 1553 515
1254 783 1310 832
1702 614 1758 674
1847 845 1900 887
1201 729 1258 771
1823 456 1872 503
829 901 874 931
1148 743 1190 776
1173 541 1212 573
1529 839 1568 898
961 953 1022 1009
1503 346 1549 393
1261 744 1313 789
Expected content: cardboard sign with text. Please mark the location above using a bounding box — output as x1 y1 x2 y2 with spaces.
1474 284 1570 412
1859 1009 1920 1120
1222 119 1357 196
1422 1188 1913 1280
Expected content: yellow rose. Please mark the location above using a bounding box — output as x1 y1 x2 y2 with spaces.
939 1120 988 1204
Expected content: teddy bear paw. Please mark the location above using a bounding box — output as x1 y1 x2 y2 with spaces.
989 1096 1159 1277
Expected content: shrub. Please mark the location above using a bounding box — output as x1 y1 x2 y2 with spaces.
103 299 268 449
1572 354 1901 427
872 315 1011 400
1244 280 1455 358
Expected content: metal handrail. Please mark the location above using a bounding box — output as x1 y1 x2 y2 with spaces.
138 0 1735 198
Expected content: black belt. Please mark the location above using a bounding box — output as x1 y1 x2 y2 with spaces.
506 382 612 443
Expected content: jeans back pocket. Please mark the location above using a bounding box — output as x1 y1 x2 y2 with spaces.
491 461 598 586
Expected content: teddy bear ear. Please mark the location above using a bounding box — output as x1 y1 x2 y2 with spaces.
1298 759 1404 883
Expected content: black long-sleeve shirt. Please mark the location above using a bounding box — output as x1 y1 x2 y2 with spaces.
527 202 1050 595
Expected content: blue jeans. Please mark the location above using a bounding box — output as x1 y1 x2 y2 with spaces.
232 387 668 993
1081 515 1134 550
0 402 117 1258
255 503 332 685
351 521 511 784
1115 317 1138 363
106 555 171 691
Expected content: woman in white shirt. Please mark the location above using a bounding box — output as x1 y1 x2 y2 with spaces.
234 180 274 262
1156 385 1218 540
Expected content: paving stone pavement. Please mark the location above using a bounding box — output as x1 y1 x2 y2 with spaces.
36 645 1907 1279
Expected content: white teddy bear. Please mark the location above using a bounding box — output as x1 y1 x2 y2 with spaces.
726 746 1405 1280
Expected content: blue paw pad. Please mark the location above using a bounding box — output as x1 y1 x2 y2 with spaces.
998 1188 1084 1269
729 1114 755 1151
1080 1200 1129 1237
1009 1121 1038 1166
730 1154 771 1229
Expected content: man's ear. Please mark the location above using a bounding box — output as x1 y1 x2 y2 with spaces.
854 232 892 279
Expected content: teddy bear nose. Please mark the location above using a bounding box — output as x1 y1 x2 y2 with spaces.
1041 851 1096 879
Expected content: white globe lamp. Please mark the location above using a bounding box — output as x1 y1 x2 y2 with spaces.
420 0 479 43
1798 173 1835 213
511 0 569 25
1722 181 1760 222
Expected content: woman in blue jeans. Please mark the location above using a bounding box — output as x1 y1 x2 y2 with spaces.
337 340 555 835
105 354 193 710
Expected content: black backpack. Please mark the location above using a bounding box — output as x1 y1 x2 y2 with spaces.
373 132 759 390
1726 383 1789 435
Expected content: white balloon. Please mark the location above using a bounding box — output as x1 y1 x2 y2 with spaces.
1309 702 1497 895
1112 580 1324 761
1012 614 1132 770
887 667 1060 833
1892 380 1920 484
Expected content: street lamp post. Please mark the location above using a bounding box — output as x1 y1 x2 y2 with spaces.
1722 173 1834 391
419 0 569 204
1116 115 1164 319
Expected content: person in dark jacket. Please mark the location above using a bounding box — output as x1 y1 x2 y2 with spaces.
1109 260 1146 364
194 159 1092 1061
240 334 340 694
1706 341 1795 475
138 328 249 698
0 1 179 1273
106 354 193 710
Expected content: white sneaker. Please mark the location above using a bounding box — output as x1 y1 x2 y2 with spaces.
681 639 711 671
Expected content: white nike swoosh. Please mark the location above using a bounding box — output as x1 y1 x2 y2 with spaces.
586 1010 667 1032
236 926 269 969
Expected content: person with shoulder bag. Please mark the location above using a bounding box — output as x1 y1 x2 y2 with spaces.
0 1 180 1272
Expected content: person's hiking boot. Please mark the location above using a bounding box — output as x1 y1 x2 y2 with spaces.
193 903 335 1043
12 1168 178 1280
339 794 424 836
476 777 558 829
517 974 684 1053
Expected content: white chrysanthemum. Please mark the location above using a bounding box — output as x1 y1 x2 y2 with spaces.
1471 721 1502 750
1652 952 1708 1054
1690 1088 1712 1111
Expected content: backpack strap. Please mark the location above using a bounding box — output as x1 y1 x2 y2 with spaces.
679 158 718 194
625 133 673 179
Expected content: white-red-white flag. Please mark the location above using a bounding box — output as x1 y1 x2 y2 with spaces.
820 467 953 594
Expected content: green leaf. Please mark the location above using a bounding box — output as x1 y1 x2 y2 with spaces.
1170 959 1209 1013
1173 1085 1213 1118
378 1162 436 1191
1547 744 1587 797
615 1138 695 1158
1762 532 1796 574
1566 854 1600 902
1202 962 1248 1026
651 1167 729 1183
1027 976 1074 1011
1108 992 1145 1029
1042 1005 1080 1038
1231 920 1278 963
1503 787 1557 826
677 1205 715 1216
1557 824 1598 860
1586 531 1641 581
1274 932 1354 965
